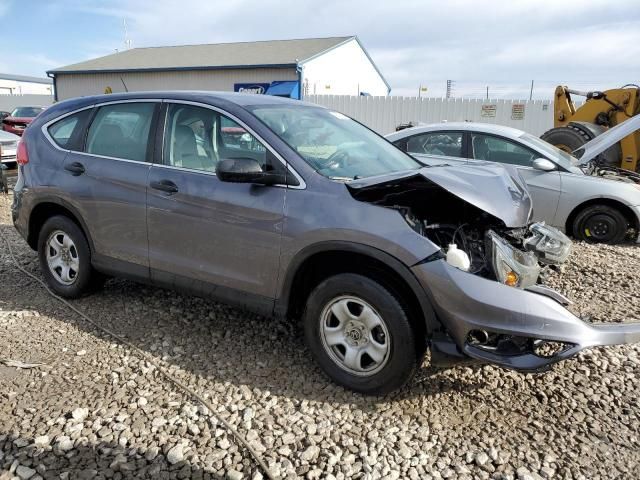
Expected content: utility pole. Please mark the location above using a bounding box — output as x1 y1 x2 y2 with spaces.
123 18 132 50
486 86 489 100
529 80 534 100
446 80 454 99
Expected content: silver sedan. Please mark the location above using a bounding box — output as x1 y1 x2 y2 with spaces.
386 120 640 244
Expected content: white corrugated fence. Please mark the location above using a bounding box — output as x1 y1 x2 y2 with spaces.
304 95 565 136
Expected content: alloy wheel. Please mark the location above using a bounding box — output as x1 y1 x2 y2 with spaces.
319 295 391 376
45 230 80 285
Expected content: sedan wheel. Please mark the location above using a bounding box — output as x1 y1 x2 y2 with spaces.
573 204 628 244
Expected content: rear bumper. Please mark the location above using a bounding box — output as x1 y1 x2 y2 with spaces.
414 259 640 371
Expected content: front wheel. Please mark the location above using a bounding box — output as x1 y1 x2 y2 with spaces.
572 205 628 244
303 273 419 395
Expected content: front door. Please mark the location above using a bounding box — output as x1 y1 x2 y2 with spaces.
468 132 562 224
146 102 286 312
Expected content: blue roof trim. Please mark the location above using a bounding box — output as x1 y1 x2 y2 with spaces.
265 81 300 97
47 63 297 76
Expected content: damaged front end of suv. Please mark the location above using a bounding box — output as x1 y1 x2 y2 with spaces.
348 163 640 372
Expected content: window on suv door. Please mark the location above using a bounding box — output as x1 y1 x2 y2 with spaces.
47 109 92 150
86 103 155 162
470 132 538 166
163 104 281 176
406 131 464 157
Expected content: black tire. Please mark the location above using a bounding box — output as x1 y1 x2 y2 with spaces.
303 273 419 395
541 125 591 153
572 204 628 244
541 124 620 166
37 215 96 298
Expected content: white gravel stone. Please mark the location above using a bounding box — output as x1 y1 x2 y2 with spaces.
56 436 74 452
71 407 88 422
226 470 243 480
33 435 50 448
166 444 184 464
301 445 320 462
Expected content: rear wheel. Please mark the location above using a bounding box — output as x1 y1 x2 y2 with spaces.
572 205 628 244
38 215 97 298
303 273 419 395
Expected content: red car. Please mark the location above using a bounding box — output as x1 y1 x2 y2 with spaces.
2 106 46 136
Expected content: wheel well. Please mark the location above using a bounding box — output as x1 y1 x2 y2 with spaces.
566 198 638 234
286 250 427 343
27 203 88 250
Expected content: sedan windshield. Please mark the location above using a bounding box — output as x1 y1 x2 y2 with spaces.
520 132 578 169
10 106 45 118
249 105 420 180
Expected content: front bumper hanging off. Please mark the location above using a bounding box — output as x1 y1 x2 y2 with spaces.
414 259 640 371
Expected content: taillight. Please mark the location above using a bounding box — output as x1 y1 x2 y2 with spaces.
17 138 29 165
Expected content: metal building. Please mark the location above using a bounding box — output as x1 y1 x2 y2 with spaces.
48 36 390 101
0 73 53 96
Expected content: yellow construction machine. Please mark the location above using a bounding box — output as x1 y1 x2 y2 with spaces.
541 85 640 172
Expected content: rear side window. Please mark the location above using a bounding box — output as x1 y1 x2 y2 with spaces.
48 109 91 150
86 103 155 162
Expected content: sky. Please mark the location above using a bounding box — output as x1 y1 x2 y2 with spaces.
2 0 639 99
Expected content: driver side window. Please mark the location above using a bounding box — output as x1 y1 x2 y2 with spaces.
471 133 538 166
163 104 280 174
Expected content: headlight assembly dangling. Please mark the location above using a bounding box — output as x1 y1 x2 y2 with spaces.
487 230 540 288
523 222 572 265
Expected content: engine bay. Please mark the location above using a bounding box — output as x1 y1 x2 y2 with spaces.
349 174 571 287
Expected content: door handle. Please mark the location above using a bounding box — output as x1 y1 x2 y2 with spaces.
150 179 179 194
64 162 85 176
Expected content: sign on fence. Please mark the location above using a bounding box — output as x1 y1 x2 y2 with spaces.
511 104 525 120
481 104 497 118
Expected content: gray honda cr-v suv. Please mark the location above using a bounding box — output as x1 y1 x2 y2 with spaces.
12 92 640 394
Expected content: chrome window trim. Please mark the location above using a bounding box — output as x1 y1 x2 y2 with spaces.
160 99 306 190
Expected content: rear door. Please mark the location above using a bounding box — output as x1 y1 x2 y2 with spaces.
60 100 159 277
468 132 562 224
146 101 287 312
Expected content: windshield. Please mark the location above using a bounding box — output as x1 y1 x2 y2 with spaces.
249 105 421 180
10 106 45 118
520 132 578 169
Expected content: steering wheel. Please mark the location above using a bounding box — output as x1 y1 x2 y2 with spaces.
317 148 350 169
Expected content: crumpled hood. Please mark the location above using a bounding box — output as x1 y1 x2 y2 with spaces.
348 164 532 228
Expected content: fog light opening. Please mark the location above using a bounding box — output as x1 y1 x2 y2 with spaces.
467 329 489 345
533 340 568 358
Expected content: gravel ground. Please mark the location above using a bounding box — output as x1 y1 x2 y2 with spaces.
1 192 639 480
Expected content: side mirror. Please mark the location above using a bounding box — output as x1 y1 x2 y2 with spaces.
532 158 556 172
216 158 286 185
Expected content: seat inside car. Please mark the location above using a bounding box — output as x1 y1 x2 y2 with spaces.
173 125 215 171
472 136 490 160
